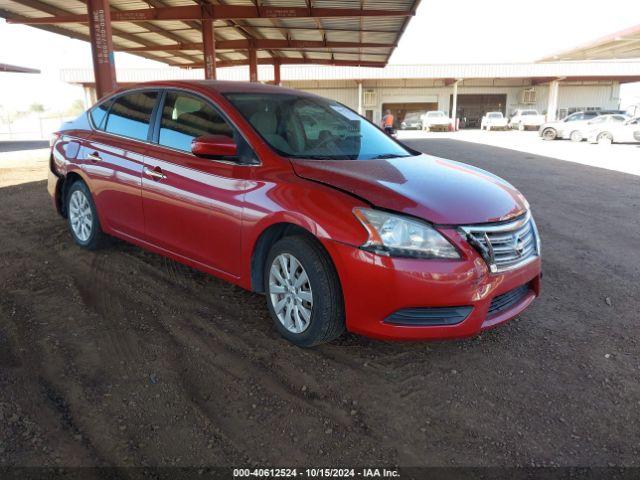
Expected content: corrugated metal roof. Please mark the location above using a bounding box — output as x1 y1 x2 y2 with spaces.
539 24 640 62
0 0 420 68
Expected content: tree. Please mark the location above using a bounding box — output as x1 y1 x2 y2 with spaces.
29 103 45 114
65 99 85 116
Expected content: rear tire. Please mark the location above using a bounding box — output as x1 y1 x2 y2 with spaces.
264 235 345 347
66 180 107 250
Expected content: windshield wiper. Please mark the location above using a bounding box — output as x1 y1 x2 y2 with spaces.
371 153 411 159
300 155 342 160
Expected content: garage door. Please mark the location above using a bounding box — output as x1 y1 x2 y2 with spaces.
449 94 507 129
382 102 438 129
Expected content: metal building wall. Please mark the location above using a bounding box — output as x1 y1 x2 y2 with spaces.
287 81 622 123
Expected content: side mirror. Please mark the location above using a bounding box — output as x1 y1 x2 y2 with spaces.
191 134 238 159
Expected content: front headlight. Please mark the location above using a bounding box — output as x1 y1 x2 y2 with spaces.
353 208 460 259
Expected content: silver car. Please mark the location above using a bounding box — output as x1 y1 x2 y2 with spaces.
539 110 627 141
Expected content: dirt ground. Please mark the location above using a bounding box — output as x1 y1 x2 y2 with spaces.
0 148 49 188
1 140 639 468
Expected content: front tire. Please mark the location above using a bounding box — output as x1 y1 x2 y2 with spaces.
264 235 345 347
542 128 557 140
597 132 613 145
66 180 107 250
570 130 583 142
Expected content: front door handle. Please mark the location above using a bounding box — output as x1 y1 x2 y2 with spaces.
87 152 101 162
143 166 167 181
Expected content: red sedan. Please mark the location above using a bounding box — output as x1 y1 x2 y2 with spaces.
48 80 541 347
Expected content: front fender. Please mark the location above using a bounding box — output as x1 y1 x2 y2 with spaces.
238 174 370 289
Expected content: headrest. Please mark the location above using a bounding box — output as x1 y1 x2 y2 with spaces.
250 111 278 135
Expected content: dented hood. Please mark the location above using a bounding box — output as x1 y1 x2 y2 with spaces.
291 154 527 225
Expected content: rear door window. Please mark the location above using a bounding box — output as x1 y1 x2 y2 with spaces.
104 90 158 141
158 91 233 152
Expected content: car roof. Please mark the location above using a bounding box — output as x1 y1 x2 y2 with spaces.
116 79 317 98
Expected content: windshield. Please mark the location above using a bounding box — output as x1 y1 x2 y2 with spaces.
224 93 414 160
426 111 445 118
488 112 503 118
404 113 423 121
522 110 538 116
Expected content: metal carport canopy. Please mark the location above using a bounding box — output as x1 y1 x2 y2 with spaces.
0 0 420 97
0 62 40 73
539 24 640 61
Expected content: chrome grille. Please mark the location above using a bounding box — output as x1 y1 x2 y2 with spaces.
460 212 540 273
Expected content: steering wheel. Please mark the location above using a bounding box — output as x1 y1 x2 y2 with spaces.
310 130 340 152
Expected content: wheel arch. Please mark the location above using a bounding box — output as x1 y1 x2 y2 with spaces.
598 130 614 141
542 126 557 139
58 170 90 218
250 221 321 293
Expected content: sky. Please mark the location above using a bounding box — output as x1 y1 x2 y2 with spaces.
0 0 639 112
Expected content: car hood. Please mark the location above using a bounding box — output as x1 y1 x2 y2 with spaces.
426 118 451 124
291 154 528 225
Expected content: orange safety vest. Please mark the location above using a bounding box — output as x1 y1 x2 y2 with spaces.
383 114 394 127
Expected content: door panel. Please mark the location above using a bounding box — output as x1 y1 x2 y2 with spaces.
83 133 147 238
142 149 248 276
141 90 250 277
81 90 159 238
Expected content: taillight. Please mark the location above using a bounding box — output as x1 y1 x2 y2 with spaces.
50 133 61 149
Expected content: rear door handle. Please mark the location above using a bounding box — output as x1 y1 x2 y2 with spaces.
87 152 101 162
143 166 167 180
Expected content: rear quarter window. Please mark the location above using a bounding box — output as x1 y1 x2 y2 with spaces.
89 100 113 131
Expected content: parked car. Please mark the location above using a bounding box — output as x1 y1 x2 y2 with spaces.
538 110 627 141
400 112 424 130
587 116 640 144
574 113 629 142
422 111 452 131
48 81 541 347
481 112 508 131
509 109 545 130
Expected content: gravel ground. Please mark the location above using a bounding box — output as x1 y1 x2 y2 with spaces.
0 139 639 468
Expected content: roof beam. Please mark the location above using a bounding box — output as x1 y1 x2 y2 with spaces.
189 57 386 68
7 5 413 25
0 63 40 73
118 39 396 52
218 25 400 34
74 0 199 64
8 0 198 64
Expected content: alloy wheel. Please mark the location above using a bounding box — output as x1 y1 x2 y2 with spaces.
268 253 313 334
598 133 613 145
542 128 556 140
68 190 93 242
